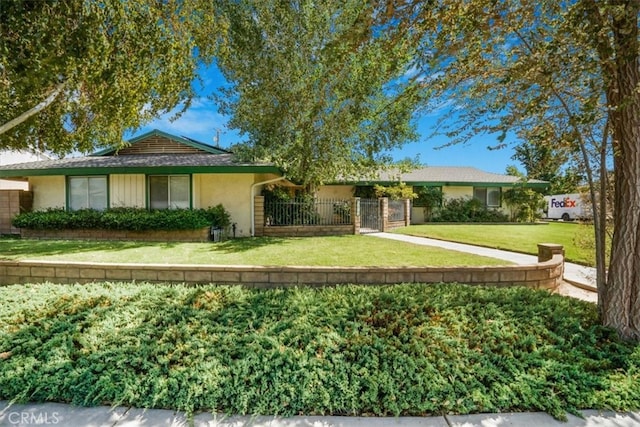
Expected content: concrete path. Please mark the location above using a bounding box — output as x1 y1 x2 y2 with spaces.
369 232 598 292
2 401 639 427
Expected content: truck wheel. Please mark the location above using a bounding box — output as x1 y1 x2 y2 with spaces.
561 213 570 221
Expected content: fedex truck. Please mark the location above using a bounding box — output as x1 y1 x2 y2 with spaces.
544 193 592 221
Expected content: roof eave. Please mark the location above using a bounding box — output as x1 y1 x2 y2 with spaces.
0 165 283 177
331 180 549 188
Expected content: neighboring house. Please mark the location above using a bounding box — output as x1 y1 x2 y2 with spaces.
0 130 283 237
318 166 549 223
0 149 50 190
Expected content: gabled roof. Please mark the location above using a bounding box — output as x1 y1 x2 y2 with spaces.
354 166 549 188
0 130 281 177
92 129 231 156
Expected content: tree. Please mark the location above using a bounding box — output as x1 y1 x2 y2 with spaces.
511 140 583 195
387 0 637 339
213 0 424 190
0 0 219 154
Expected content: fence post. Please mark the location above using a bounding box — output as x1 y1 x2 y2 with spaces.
404 198 411 226
380 197 389 232
254 196 265 237
352 197 361 235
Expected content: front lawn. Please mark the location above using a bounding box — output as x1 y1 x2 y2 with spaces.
0 282 638 419
0 235 509 267
394 222 597 265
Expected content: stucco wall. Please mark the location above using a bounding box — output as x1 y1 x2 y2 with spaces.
30 176 65 210
194 173 255 237
316 185 354 200
442 185 472 200
110 174 145 208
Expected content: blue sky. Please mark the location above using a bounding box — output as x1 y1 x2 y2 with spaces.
131 64 518 175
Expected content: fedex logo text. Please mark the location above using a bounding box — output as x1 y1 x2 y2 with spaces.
551 197 577 208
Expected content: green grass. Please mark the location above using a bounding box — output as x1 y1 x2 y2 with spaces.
0 235 510 267
0 282 638 419
393 222 596 265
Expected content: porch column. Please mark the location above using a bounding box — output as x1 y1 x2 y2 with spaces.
404 198 411 226
352 197 361 235
254 196 265 237
381 197 389 232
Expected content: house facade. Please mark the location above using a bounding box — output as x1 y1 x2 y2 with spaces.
0 129 549 237
318 166 548 223
0 130 282 237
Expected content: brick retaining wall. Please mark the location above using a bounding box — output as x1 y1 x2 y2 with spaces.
262 225 354 237
20 227 211 242
0 244 565 290
0 190 32 235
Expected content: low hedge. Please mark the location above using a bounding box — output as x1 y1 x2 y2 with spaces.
0 283 638 419
11 205 231 231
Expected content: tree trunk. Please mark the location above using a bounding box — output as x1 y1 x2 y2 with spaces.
601 2 640 340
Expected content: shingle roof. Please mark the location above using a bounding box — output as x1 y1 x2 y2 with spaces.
0 129 281 177
363 166 548 187
0 154 280 177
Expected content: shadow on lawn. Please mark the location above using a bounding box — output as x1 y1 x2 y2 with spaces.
0 238 169 259
211 236 300 253
0 236 294 259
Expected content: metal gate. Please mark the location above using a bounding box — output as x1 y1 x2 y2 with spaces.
359 198 381 233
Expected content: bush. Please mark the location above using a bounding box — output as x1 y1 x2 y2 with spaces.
432 198 509 222
0 282 638 419
12 205 232 231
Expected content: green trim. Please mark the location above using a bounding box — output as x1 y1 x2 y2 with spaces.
0 165 282 178
92 129 229 156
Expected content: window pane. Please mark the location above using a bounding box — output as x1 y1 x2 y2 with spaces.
473 188 487 206
149 176 169 209
69 176 107 210
487 188 501 207
88 176 107 210
169 176 190 209
69 177 89 210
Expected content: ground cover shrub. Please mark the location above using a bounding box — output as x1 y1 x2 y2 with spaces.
432 198 509 222
0 283 638 419
12 205 231 231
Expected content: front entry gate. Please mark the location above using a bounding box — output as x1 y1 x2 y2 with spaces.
359 198 381 233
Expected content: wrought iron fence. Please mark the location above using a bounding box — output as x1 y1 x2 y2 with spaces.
388 199 406 222
264 198 352 226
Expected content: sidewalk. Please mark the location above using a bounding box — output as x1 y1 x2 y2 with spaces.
369 232 597 292
2 401 639 427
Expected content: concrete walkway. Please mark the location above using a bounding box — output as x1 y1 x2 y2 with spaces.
369 232 597 292
2 401 639 427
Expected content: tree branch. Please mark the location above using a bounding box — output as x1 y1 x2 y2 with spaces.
0 81 67 135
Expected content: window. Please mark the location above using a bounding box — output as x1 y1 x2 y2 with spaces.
473 187 501 207
148 175 190 209
68 176 108 211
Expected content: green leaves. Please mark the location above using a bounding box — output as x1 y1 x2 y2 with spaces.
1 283 639 418
0 0 219 154
214 0 423 189
11 205 231 231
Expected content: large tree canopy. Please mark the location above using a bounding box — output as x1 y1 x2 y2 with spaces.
0 0 219 154
392 0 638 340
213 0 424 189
